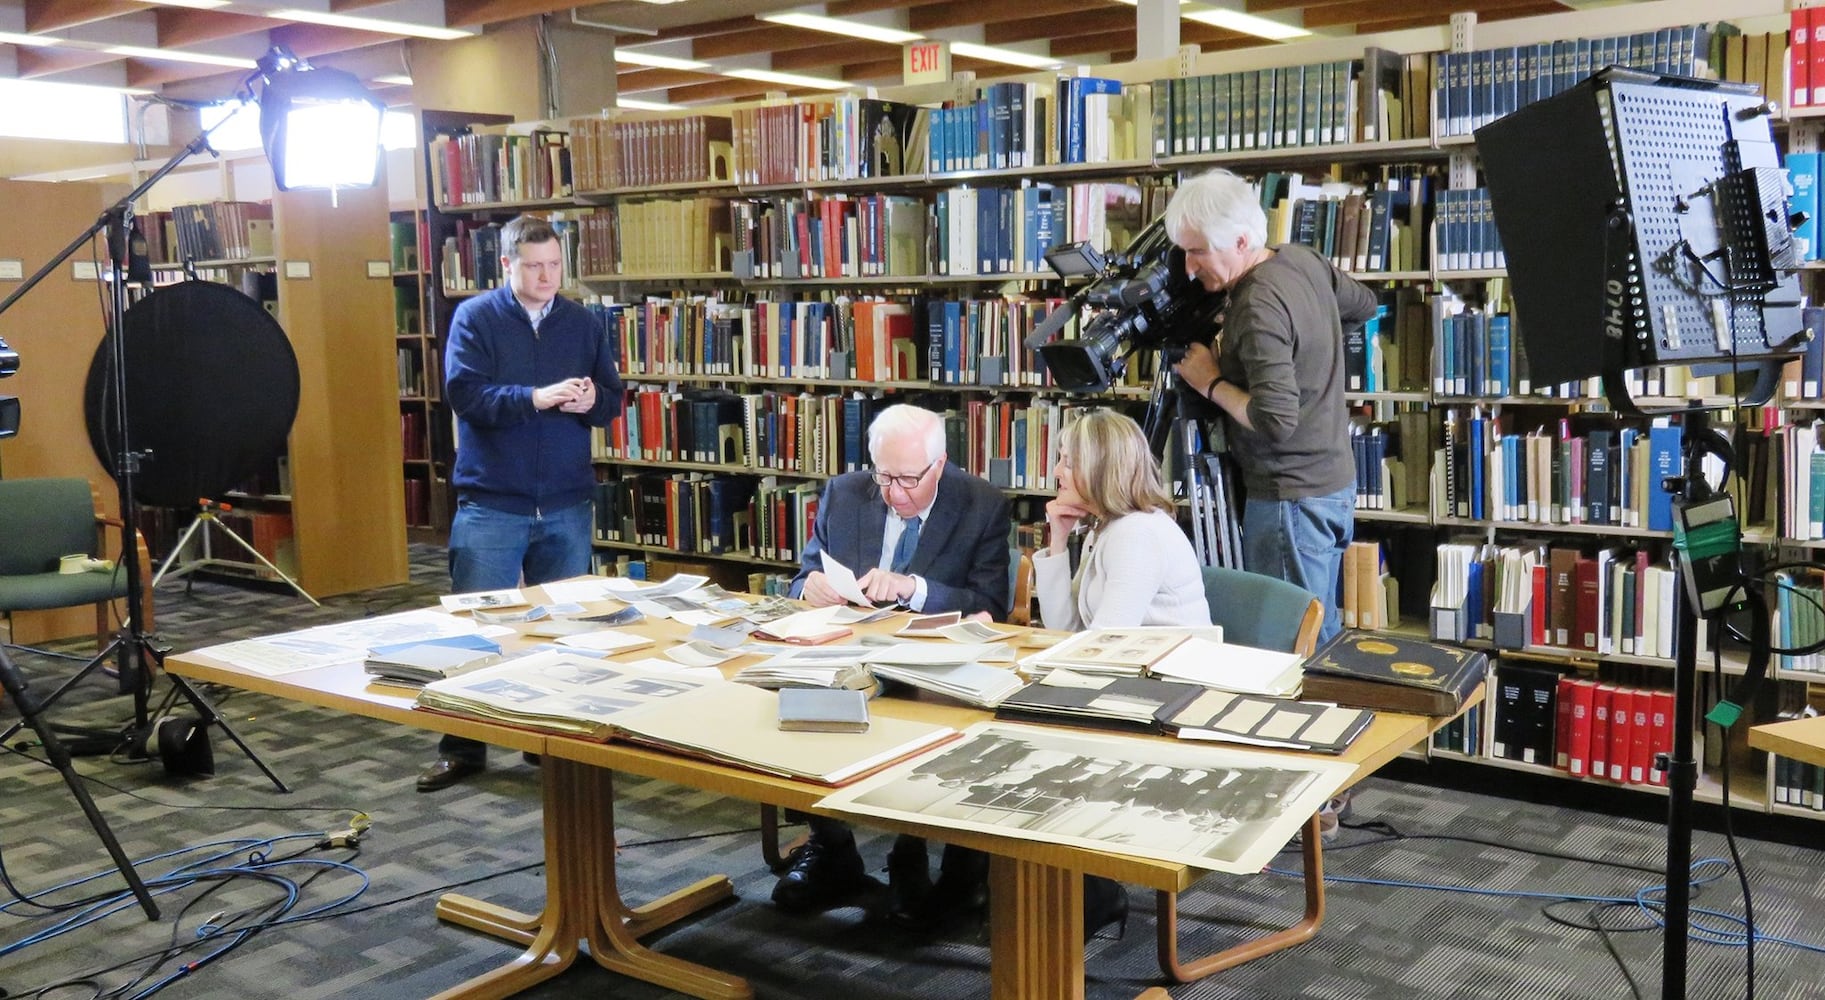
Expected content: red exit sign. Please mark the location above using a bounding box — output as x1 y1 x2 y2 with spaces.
903 41 950 84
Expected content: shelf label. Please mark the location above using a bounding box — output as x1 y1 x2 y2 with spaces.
71 260 99 280
904 41 949 86
284 260 312 280
366 260 390 278
0 259 21 280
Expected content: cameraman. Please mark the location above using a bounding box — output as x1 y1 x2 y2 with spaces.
1165 169 1376 645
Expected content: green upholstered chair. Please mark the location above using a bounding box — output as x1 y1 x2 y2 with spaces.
0 477 153 652
1152 565 1324 983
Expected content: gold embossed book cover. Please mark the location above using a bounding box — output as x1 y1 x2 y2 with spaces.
1301 631 1487 716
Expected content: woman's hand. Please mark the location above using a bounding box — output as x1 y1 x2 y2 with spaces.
1046 486 1092 554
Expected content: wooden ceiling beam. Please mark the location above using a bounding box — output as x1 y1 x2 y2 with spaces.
15 46 119 79
156 9 274 48
443 0 578 29
663 77 824 105
1352 1 1564 33
639 15 765 44
836 54 998 80
1048 30 1127 58
910 0 1103 32
987 9 1132 44
1245 0 1380 11
773 40 893 72
330 0 401 10
692 25 859 60
1303 0 1553 29
24 0 141 32
827 0 927 15
269 22 395 57
615 67 720 93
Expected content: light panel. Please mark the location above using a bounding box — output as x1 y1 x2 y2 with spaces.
1182 8 1309 40
759 13 921 45
722 67 849 90
0 32 60 47
616 97 679 111
267 9 474 41
372 74 413 86
105 45 258 68
615 50 711 71
948 41 1061 69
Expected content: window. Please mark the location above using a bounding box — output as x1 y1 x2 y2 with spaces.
0 80 126 143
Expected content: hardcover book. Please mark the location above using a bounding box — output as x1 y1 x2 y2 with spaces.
778 687 870 733
1300 630 1487 716
994 673 1205 734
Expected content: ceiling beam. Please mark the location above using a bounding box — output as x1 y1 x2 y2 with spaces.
330 0 402 9
910 0 1100 32
1352 1 1563 33
1303 0 1550 29
772 40 893 72
838 53 998 80
443 0 577 29
615 67 720 93
156 8 274 48
637 15 761 44
691 25 856 60
1245 0 1379 11
987 8 1132 44
24 0 141 33
663 77 824 105
15 45 119 79
827 0 927 15
1047 30 1128 58
267 22 396 57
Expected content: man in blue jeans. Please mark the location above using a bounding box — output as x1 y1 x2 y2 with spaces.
418 215 623 792
1167 170 1376 839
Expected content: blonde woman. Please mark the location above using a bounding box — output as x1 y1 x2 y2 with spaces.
1033 409 1211 630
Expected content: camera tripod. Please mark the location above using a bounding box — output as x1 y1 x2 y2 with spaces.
1144 359 1244 569
154 498 319 606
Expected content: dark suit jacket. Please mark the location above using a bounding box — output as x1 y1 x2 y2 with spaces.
790 464 1011 621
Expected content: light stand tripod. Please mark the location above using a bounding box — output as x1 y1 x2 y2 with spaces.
154 498 319 606
0 115 287 798
0 646 159 918
1143 358 1243 568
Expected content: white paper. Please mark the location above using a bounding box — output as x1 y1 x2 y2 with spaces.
554 629 655 654
540 579 617 604
938 620 1013 642
863 642 1006 667
440 589 527 612
624 656 727 681
818 551 878 607
1149 638 1303 698
664 640 746 667
601 574 708 598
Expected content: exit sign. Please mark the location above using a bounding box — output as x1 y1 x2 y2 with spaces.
903 40 950 85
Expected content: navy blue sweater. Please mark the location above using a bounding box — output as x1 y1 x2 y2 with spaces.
444 286 622 515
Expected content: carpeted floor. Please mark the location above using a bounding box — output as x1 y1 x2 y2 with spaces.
2 545 1821 999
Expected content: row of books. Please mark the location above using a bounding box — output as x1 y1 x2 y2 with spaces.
1789 8 1825 108
1434 412 1685 532
1773 570 1825 677
1156 58 1393 159
395 346 435 400
136 201 273 264
389 219 421 273
400 409 429 461
1434 25 1714 137
730 193 925 280
1261 169 1429 275
429 129 572 207
403 472 442 529
568 115 733 192
931 77 1152 172
1433 541 1702 663
598 388 850 478
1348 410 1430 514
394 286 422 337
730 98 925 187
1338 540 1396 632
1498 665 1675 786
592 473 754 556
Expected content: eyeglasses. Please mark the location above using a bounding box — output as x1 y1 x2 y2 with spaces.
870 458 938 490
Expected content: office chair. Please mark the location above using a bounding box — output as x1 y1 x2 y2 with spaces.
0 477 154 653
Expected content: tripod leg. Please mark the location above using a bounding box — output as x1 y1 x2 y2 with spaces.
163 670 289 793
152 514 209 587
198 518 321 607
0 649 160 919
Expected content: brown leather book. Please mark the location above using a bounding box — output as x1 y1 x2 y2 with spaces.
1300 631 1487 716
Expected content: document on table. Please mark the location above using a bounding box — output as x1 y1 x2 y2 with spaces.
819 552 879 607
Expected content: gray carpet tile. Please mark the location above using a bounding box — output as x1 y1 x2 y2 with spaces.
3 545 1822 999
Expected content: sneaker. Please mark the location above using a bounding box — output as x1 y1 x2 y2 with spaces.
1316 789 1356 844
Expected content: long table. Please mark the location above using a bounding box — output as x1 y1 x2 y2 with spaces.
1748 715 1825 768
164 591 1452 1000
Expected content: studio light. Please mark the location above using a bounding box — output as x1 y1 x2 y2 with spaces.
257 53 386 191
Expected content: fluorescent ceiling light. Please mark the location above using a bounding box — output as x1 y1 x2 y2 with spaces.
949 41 1061 69
1183 9 1310 40
373 74 413 86
722 67 849 90
105 45 258 68
266 9 474 41
615 49 710 71
760 13 921 45
138 0 233 8
0 32 60 47
616 97 678 111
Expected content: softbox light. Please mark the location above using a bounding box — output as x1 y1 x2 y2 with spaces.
258 62 385 191
1475 67 1807 390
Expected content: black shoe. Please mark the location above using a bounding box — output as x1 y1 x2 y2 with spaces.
896 846 987 932
416 756 484 792
1083 876 1128 941
885 841 932 927
771 836 867 913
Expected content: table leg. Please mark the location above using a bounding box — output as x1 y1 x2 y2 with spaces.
431 759 750 1000
988 854 1085 1000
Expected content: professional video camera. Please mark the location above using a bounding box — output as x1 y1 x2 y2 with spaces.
1028 217 1226 393
0 333 19 439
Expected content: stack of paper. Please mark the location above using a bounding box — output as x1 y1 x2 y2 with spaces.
867 659 1026 708
364 634 502 686
1148 638 1305 698
733 646 873 690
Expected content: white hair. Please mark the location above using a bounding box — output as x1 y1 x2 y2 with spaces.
867 404 945 465
1164 169 1268 251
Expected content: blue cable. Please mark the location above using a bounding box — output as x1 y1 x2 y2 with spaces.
1264 853 1825 955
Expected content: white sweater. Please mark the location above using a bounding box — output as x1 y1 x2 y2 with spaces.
1031 509 1211 630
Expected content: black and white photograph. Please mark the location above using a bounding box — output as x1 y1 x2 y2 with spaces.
818 722 1352 873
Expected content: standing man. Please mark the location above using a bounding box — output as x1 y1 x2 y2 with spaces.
1166 169 1376 645
781 404 1010 930
417 215 622 792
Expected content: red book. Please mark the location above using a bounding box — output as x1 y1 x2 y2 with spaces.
1650 689 1675 787
1629 692 1654 785
1567 679 1596 778
1795 8 1813 107
1607 688 1634 783
1531 563 1548 646
1554 675 1577 771
1812 7 1825 109
1573 555 1600 652
1590 684 1614 780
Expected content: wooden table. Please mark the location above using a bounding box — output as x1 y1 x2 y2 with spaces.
1748 715 1825 767
164 592 1450 1000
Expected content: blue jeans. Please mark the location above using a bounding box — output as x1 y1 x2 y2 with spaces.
1242 486 1355 646
438 498 594 764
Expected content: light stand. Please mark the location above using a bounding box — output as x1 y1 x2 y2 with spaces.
154 498 320 606
1143 362 1242 569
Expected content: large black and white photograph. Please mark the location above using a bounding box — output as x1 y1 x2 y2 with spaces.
818 722 1353 873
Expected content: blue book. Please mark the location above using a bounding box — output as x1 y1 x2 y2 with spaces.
1065 77 1123 163
1789 152 1820 261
